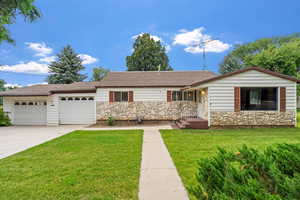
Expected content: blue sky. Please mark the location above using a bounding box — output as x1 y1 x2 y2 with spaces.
0 0 299 86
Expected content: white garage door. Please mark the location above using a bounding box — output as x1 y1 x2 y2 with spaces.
59 96 95 125
14 101 47 125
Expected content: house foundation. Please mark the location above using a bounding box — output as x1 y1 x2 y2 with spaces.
96 101 197 120
210 111 296 127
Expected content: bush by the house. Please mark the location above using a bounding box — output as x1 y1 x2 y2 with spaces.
0 108 11 126
191 144 300 200
107 116 115 126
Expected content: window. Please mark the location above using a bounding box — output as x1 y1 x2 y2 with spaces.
172 91 194 101
114 92 128 102
88 97 94 101
241 87 278 111
61 97 66 101
184 91 194 101
81 97 87 101
14 102 20 105
68 97 73 101
28 102 34 105
74 97 80 101
21 102 27 105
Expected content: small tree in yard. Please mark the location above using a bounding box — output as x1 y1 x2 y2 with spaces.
47 45 87 84
191 144 300 200
0 79 5 105
0 107 11 126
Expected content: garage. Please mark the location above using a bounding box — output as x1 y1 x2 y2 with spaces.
13 101 47 125
59 96 95 125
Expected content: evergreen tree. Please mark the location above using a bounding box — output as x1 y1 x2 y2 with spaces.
126 33 172 71
47 45 87 84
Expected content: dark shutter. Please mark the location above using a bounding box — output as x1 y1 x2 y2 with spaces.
167 91 172 102
234 87 241 112
280 87 286 112
128 91 134 102
109 91 114 103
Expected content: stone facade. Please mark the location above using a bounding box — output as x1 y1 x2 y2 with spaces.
96 101 197 120
210 111 296 127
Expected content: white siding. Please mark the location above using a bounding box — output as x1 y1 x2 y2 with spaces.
47 95 59 125
96 88 182 102
197 70 297 112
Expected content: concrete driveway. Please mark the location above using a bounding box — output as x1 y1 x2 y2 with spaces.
0 125 84 159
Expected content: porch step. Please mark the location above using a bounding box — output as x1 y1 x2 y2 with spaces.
175 120 191 129
176 118 209 129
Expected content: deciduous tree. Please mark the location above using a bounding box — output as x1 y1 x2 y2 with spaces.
0 0 41 44
92 66 109 81
219 34 300 77
126 33 172 71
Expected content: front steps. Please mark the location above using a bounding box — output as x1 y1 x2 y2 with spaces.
175 118 209 129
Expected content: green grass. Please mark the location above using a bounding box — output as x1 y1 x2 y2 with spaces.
161 128 300 199
297 109 300 127
0 130 143 200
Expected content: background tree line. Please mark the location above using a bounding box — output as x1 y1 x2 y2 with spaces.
0 0 300 94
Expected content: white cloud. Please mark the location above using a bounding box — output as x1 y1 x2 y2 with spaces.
173 27 231 53
165 44 171 53
25 42 53 57
4 83 22 88
78 54 98 65
27 82 48 86
132 33 162 42
0 61 49 74
132 33 171 52
39 56 56 63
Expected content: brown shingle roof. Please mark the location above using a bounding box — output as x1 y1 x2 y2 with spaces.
96 71 217 88
0 82 97 96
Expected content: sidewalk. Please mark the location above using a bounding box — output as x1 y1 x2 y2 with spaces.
139 127 189 200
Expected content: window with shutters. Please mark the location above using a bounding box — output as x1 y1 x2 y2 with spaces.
241 87 278 111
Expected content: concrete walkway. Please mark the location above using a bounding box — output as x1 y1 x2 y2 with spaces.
139 127 189 200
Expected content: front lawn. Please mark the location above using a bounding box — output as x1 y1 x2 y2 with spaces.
161 128 300 199
0 130 143 200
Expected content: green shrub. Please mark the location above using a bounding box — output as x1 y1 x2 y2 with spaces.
0 108 11 126
191 144 300 200
107 116 115 126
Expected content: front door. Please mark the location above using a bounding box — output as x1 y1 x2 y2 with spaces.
197 89 208 119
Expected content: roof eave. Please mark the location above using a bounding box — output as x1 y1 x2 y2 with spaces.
190 67 300 87
0 94 49 97
49 89 96 94
95 85 187 88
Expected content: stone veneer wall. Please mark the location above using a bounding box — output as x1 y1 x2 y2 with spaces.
210 111 296 127
96 101 197 120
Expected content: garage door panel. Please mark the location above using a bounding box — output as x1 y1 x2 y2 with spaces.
14 102 47 125
59 97 95 125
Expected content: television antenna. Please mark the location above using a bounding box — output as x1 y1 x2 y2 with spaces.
191 39 217 70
